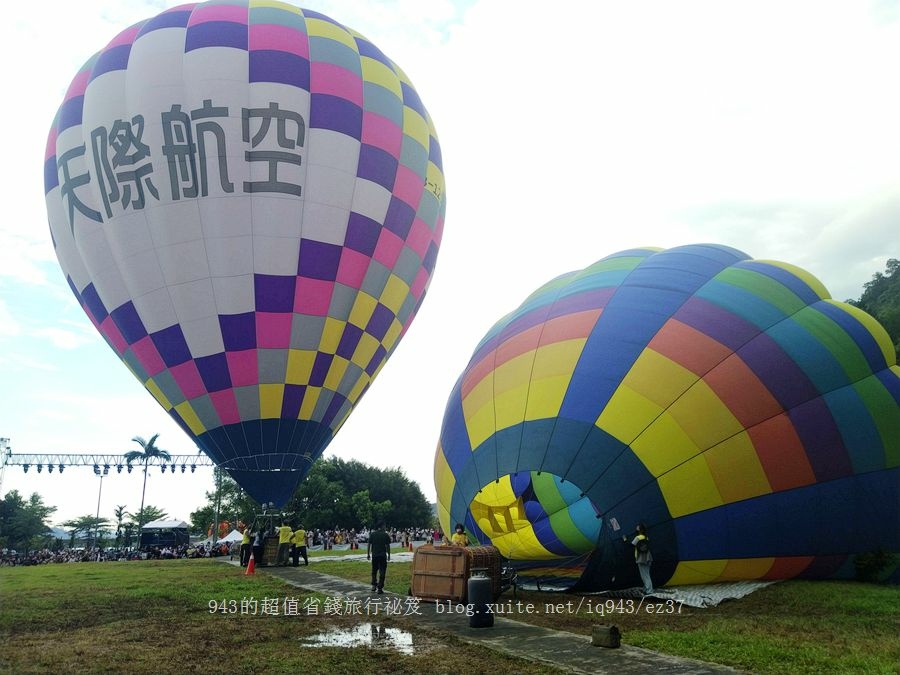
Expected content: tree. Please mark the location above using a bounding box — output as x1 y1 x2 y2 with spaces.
849 258 900 353
0 490 57 554
189 471 258 536
126 505 168 529
60 515 111 548
350 489 392 527
123 434 171 531
285 457 431 529
113 505 128 548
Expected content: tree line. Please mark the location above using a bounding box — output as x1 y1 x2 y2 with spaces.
848 259 900 353
190 456 434 534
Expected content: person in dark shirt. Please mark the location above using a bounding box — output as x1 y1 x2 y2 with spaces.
366 522 391 594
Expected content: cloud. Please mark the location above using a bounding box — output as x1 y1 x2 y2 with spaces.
673 188 900 301
0 298 22 336
0 232 55 286
0 352 56 372
32 326 95 351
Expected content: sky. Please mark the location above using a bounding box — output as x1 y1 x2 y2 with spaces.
1 0 898 528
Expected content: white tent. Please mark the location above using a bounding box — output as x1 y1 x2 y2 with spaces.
201 529 243 546
142 519 190 530
220 529 243 543
140 520 190 548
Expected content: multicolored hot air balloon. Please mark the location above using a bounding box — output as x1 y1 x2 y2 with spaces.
435 245 900 589
45 2 445 506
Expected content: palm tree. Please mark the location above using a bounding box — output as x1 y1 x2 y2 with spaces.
114 505 128 548
124 434 171 532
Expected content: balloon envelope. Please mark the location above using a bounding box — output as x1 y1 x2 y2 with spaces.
435 245 900 589
45 2 446 506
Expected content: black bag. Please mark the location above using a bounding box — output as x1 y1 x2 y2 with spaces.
636 537 650 554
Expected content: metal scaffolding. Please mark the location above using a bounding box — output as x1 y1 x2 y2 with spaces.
0 438 214 491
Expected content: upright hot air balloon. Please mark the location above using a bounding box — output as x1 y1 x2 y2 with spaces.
435 245 900 590
45 2 446 506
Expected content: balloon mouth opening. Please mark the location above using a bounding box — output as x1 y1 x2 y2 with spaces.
469 471 602 561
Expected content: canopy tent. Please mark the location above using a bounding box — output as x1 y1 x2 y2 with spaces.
140 520 190 549
142 520 190 530
201 529 244 546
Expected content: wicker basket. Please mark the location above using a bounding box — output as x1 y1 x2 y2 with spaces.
410 544 502 602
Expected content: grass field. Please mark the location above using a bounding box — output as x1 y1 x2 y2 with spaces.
313 558 900 674
0 560 558 674
3 558 898 674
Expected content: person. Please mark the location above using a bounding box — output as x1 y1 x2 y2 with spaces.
623 523 654 595
291 524 308 567
252 524 265 565
367 522 391 594
277 521 293 566
450 523 469 546
239 525 252 567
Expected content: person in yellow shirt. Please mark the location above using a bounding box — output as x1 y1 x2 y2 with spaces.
450 523 469 547
277 522 293 566
239 525 252 567
291 525 308 567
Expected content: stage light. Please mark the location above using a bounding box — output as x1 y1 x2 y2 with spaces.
117 465 123 474
58 464 64 473
181 465 186 473
37 464 43 473
22 464 29 473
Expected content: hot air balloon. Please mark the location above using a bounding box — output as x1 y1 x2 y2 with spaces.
435 245 900 590
45 2 446 506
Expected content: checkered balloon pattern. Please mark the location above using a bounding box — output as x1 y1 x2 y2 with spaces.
435 245 900 589
45 1 445 506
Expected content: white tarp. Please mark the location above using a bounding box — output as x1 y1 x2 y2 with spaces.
588 580 777 608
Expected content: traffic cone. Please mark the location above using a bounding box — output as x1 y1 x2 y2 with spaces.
245 552 256 575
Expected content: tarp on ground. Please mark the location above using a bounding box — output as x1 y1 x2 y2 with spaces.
586 581 777 608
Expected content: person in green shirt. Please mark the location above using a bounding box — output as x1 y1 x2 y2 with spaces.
366 523 391 594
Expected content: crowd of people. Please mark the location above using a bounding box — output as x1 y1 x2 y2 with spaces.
0 523 442 568
0 541 240 566
301 526 442 549
1 547 140 565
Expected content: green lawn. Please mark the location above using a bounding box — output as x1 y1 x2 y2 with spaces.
306 544 413 558
4 558 897 674
313 558 900 674
313 558 413 595
0 560 559 675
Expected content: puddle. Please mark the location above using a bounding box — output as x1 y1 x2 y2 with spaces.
299 623 438 655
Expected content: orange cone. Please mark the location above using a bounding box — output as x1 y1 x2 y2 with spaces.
245 552 256 575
